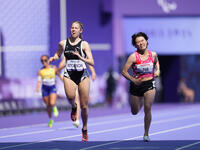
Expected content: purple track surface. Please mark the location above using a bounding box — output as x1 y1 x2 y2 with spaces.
0 103 200 150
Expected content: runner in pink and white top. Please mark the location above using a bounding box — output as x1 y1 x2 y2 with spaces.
132 50 154 79
122 32 160 142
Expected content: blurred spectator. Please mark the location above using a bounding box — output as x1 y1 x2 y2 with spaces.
154 75 163 103
114 74 128 108
178 77 195 103
104 67 119 106
0 77 13 99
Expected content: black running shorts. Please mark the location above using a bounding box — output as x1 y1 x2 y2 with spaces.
64 69 89 85
129 79 155 97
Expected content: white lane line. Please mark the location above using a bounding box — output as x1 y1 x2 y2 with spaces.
0 113 131 131
59 117 139 130
0 115 140 139
1 113 198 139
175 141 200 150
110 147 160 149
1 105 199 131
0 123 47 131
80 123 200 150
0 114 134 139
0 114 199 150
0 112 198 139
0 129 54 139
0 142 38 150
146 123 200 139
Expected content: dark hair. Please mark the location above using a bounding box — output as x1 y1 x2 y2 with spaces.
40 55 49 60
131 32 148 47
71 21 83 39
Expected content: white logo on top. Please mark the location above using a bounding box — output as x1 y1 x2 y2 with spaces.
157 0 177 13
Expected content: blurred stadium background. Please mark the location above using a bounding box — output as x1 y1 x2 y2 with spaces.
0 0 200 116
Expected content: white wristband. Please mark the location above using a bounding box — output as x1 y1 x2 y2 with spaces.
38 76 42 81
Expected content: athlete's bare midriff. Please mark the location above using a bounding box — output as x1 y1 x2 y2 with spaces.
139 76 153 82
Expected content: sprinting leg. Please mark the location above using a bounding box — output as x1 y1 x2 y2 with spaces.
50 93 59 117
73 89 80 128
143 89 156 140
129 95 143 115
79 77 90 141
43 96 51 118
63 77 78 121
63 77 77 106
43 96 54 127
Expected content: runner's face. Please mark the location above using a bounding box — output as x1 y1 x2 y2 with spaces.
135 36 147 51
70 22 82 39
41 56 49 67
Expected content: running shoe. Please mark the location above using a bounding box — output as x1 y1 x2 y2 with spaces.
143 135 150 142
82 129 88 142
53 106 59 117
48 119 54 128
73 119 80 128
71 104 77 121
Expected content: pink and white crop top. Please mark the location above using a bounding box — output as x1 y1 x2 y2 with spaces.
132 50 154 79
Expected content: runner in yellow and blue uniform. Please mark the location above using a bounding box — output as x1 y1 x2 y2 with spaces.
36 55 63 127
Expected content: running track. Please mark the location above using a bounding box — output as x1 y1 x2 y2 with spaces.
0 103 200 150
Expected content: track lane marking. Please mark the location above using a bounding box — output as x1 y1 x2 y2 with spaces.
80 123 200 150
0 114 199 149
0 129 54 139
1 105 199 131
0 114 198 139
175 141 200 150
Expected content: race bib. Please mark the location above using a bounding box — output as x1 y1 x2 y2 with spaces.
135 62 154 74
66 60 86 71
42 78 55 86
